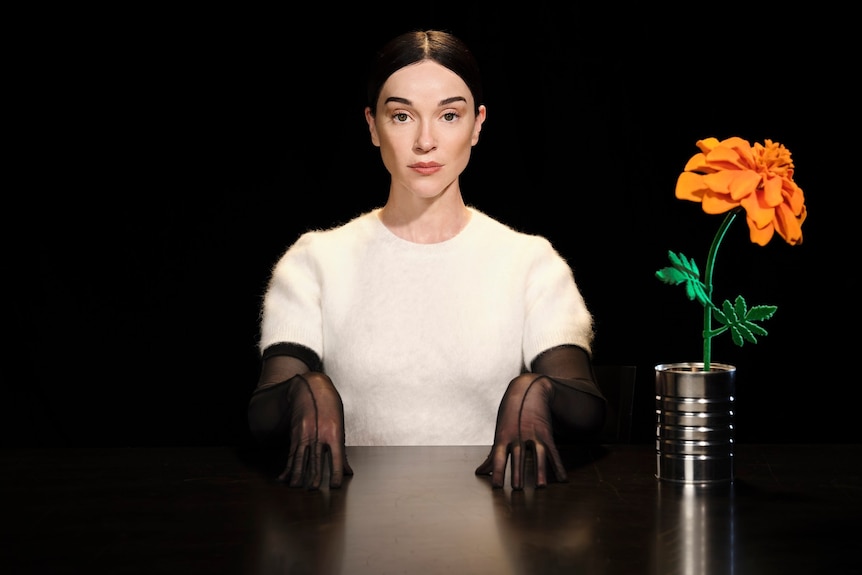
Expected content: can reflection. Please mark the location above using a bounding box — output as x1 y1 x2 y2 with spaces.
655 482 735 574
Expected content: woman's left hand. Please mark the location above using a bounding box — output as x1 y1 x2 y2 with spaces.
475 373 567 489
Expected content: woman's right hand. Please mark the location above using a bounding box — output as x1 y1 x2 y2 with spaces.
279 372 354 489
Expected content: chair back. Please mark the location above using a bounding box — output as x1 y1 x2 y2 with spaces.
594 365 637 443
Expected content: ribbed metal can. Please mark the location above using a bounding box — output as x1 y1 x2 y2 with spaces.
655 362 736 484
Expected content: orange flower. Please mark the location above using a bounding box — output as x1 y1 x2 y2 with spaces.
675 136 807 246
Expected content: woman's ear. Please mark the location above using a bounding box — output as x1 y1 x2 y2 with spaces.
365 107 381 148
471 105 487 146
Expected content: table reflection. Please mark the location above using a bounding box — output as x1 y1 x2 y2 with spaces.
241 446 746 574
250 477 349 574
490 482 604 573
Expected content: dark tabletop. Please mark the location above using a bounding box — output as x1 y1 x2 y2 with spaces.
3 443 861 574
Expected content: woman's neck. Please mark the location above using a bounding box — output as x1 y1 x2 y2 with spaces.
379 193 472 244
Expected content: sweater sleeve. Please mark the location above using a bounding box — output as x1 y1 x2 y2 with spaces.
259 233 325 359
522 237 594 367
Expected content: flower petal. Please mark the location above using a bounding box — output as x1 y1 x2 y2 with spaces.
675 172 709 202
746 214 774 246
761 175 784 207
782 179 806 215
694 137 721 154
774 202 805 245
705 144 751 171
683 152 712 173
740 194 775 229
721 137 756 167
703 170 761 201
702 192 740 214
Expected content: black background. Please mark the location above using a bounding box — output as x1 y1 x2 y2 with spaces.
18 5 856 447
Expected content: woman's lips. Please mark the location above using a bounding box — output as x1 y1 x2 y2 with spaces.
409 162 442 175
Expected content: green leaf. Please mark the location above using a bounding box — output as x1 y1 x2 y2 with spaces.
747 322 769 337
668 251 700 278
730 325 744 346
655 267 690 285
746 304 778 321
734 296 747 320
733 322 758 345
711 296 777 348
655 251 711 306
721 299 739 322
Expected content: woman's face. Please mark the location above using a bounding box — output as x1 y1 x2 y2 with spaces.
365 60 486 201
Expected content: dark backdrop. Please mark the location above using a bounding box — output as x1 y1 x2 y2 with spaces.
18 5 855 447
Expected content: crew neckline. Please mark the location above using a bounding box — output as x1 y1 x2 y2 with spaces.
372 206 479 247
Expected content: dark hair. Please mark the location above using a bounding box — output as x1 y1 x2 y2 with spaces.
366 30 484 117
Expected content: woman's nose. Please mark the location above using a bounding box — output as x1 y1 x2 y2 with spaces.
414 124 437 152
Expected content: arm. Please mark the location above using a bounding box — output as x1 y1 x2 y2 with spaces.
475 345 606 490
533 344 607 437
248 344 353 489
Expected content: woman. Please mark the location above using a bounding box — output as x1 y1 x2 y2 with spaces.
248 29 606 490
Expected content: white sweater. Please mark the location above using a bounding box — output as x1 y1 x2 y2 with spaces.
259 208 593 446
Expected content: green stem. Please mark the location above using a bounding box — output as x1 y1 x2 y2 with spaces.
702 208 742 370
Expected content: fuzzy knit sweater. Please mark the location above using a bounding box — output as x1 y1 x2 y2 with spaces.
259 207 594 446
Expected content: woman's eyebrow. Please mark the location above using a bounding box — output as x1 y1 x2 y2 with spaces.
384 96 411 106
439 96 467 106
383 96 468 106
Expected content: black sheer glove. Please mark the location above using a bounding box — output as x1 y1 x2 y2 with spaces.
475 345 606 490
533 345 607 439
249 371 353 489
475 373 562 489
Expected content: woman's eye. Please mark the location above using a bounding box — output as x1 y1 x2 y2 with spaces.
442 112 459 122
393 112 410 123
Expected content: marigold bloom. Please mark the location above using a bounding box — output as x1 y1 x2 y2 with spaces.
675 136 807 246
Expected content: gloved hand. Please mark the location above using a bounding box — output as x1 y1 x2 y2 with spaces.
475 345 606 489
474 373 566 490
249 371 353 489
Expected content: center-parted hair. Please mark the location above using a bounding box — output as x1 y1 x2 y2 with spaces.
366 30 484 117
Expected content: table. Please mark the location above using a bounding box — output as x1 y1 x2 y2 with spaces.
3 444 861 574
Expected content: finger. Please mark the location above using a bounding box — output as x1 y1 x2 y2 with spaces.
545 442 568 484
306 443 323 490
533 442 549 488
510 442 524 490
287 445 309 487
328 443 346 488
489 445 510 488
278 444 300 483
474 452 494 476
